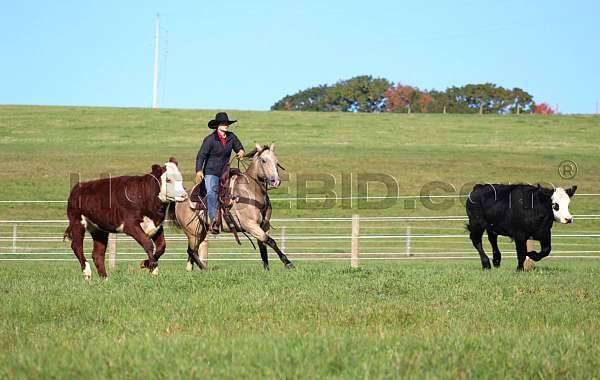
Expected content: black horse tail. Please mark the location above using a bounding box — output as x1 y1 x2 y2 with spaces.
167 202 182 229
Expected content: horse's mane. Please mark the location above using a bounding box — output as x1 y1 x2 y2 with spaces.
243 145 270 160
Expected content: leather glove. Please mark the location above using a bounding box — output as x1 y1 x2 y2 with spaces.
195 171 204 184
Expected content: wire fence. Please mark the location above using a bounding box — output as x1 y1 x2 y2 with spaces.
1 214 599 264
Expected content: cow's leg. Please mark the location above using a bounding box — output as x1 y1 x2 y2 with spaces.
514 238 528 271
69 223 91 281
527 236 551 262
257 240 269 271
526 235 551 272
90 230 109 279
470 227 491 270
487 231 502 268
124 225 158 272
141 227 166 275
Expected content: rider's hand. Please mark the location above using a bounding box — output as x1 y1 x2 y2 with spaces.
238 150 245 159
195 171 204 184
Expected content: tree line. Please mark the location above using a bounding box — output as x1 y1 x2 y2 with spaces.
271 75 556 114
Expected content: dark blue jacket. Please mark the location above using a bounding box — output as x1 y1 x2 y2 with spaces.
195 132 244 176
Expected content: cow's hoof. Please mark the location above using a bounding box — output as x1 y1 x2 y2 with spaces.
185 262 193 272
263 264 270 271
492 260 501 268
83 262 92 282
524 257 535 272
285 262 295 269
150 267 160 276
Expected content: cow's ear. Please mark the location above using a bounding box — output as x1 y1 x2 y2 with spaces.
151 164 164 177
566 185 577 197
168 156 179 167
538 186 554 199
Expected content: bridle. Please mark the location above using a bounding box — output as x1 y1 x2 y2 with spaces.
232 149 286 192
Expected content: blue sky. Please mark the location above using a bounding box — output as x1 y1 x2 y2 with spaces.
1 0 599 113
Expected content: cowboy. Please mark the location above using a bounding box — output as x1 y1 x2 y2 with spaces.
195 112 245 232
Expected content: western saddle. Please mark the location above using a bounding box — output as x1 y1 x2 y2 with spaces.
189 166 271 243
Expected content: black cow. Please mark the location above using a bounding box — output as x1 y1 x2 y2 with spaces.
466 184 577 270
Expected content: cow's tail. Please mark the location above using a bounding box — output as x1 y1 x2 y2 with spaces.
465 189 489 232
63 225 73 241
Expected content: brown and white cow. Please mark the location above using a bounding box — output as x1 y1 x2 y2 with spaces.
63 157 186 280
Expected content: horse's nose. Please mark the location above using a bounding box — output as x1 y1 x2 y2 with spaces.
180 192 188 200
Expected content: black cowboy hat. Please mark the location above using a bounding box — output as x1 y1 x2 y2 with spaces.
208 112 237 129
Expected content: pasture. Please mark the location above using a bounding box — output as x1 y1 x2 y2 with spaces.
1 106 600 378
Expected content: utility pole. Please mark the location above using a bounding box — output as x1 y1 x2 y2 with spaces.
596 101 599 115
152 14 160 109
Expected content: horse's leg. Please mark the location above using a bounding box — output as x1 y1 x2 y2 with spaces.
140 227 165 275
185 231 208 271
199 238 208 268
69 222 91 281
243 222 294 269
266 237 294 269
90 229 109 279
257 240 269 270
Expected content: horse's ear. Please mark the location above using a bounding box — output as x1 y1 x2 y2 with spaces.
254 143 263 155
168 156 179 167
151 164 164 177
269 143 275 152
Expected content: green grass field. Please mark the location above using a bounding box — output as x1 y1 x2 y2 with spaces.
1 106 600 378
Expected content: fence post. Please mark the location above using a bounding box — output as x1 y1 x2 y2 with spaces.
351 214 359 268
281 226 286 252
405 226 412 256
108 234 117 268
12 224 17 254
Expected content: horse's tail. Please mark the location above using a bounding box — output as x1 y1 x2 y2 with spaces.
167 202 182 229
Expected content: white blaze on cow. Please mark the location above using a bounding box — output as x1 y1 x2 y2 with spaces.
159 162 187 202
551 187 575 224
140 216 160 237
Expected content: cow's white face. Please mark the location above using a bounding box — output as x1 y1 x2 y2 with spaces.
159 162 187 202
551 187 576 224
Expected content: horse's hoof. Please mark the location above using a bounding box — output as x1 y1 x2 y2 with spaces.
185 262 193 272
524 257 535 272
139 260 146 269
285 262 295 269
150 267 160 276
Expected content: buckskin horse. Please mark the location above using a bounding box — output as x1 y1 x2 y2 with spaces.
64 157 187 280
172 144 294 270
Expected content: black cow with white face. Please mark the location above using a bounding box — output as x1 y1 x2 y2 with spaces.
466 184 577 271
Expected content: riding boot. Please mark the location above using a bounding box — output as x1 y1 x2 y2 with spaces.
209 218 220 234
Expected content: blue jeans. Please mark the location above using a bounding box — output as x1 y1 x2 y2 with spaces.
204 174 219 221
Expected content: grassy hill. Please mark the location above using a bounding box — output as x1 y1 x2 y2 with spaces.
1 106 600 378
1 105 599 220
